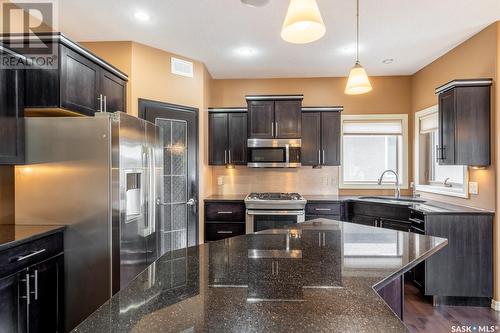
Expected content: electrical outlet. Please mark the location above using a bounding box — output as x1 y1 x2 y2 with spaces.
469 181 478 195
217 176 223 186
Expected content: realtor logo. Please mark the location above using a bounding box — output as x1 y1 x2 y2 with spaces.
1 0 59 68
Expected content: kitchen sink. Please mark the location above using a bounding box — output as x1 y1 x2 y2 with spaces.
358 196 426 204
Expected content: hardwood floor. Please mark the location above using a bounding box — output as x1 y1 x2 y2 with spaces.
404 282 500 333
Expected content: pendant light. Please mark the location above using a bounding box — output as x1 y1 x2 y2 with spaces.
281 0 326 44
345 0 372 95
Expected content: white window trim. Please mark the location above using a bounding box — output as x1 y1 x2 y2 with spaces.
339 114 409 190
414 105 469 198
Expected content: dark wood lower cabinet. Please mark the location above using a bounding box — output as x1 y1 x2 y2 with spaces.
376 275 404 320
205 200 246 242
0 234 64 333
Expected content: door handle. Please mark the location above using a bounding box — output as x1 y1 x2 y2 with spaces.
187 198 196 206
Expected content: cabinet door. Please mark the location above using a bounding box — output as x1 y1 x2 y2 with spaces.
438 90 455 165
228 113 247 165
321 112 341 166
28 254 63 333
0 52 24 164
209 113 228 165
301 112 321 166
247 101 274 138
274 100 301 138
351 214 378 227
60 46 100 116
100 69 126 113
0 271 28 333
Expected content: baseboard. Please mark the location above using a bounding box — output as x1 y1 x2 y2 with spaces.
433 296 491 307
491 299 500 311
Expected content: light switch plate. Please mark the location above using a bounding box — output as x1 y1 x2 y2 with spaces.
217 176 224 186
469 182 478 195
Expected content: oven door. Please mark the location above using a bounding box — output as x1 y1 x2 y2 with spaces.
246 210 305 233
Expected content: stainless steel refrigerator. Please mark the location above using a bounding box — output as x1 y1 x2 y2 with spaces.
15 112 163 331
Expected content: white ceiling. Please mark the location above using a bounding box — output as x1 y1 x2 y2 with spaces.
58 0 500 79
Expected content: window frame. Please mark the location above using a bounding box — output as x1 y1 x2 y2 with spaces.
339 114 409 190
414 105 469 198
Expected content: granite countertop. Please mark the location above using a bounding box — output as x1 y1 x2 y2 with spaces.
73 219 447 333
0 224 66 252
204 193 494 215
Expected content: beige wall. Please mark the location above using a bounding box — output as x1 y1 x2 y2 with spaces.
82 41 212 244
411 23 497 211
210 76 413 196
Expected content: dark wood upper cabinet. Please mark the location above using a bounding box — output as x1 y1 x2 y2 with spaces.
247 100 274 138
209 109 247 166
436 79 492 166
247 96 303 139
0 45 25 165
301 112 321 165
301 108 342 166
209 113 228 165
60 46 100 116
321 112 341 166
274 100 301 138
228 113 247 164
20 34 128 116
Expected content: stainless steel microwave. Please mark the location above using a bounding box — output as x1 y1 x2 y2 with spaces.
247 139 301 168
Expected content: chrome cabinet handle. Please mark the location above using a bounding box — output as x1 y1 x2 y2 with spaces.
104 95 107 112
228 150 231 164
318 150 321 164
30 270 38 300
21 273 30 305
322 150 325 165
97 94 103 112
14 249 46 262
271 122 274 137
217 230 233 234
315 208 332 211
217 211 233 214
224 150 227 164
275 122 278 137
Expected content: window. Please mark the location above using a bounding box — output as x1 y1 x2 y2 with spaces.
340 114 408 189
414 106 468 197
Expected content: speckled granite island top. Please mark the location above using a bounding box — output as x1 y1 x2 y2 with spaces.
73 219 447 333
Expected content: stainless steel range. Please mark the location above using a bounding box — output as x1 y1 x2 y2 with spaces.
244 192 307 233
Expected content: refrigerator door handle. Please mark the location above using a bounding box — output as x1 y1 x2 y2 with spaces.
149 146 156 235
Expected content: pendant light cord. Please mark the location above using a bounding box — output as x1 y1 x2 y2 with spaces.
356 0 360 63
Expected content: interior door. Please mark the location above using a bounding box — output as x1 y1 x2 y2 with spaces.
139 99 199 253
274 100 301 138
301 112 321 166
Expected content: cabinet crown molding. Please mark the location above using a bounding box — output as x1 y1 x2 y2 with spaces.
435 78 492 95
245 94 304 101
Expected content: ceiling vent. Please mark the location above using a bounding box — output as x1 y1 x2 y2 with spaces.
171 57 194 78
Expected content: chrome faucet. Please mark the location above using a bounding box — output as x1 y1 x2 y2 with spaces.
377 170 400 198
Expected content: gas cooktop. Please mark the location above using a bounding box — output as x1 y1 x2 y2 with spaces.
246 192 304 201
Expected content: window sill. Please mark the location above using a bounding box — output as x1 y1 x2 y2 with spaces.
415 185 468 198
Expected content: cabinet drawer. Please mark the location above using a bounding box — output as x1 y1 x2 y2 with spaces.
306 203 341 216
352 202 409 220
0 233 63 278
205 223 245 242
205 202 245 222
305 215 341 221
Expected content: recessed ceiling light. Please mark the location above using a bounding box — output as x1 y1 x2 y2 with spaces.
234 47 258 57
382 58 394 64
134 11 150 22
241 0 270 7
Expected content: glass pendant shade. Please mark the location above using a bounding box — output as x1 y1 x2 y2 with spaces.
345 61 372 95
281 0 326 44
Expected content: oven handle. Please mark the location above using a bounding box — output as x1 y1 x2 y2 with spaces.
246 210 305 216
285 144 290 164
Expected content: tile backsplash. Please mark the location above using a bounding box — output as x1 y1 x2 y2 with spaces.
211 166 339 195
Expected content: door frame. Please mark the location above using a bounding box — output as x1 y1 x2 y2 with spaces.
138 98 200 246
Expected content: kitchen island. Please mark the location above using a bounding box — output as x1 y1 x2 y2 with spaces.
73 219 447 333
